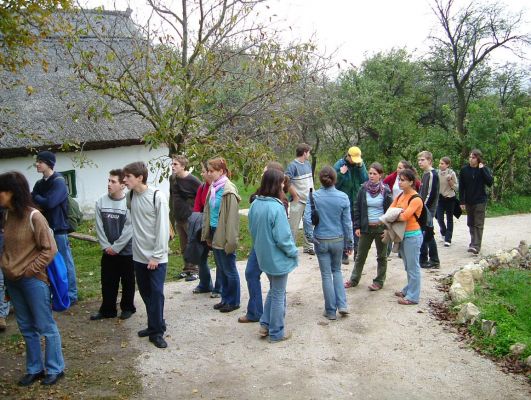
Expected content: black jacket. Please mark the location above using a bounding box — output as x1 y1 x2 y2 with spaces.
184 212 207 265
459 165 493 205
352 185 393 233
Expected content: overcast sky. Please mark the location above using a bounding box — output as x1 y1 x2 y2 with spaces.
82 0 530 71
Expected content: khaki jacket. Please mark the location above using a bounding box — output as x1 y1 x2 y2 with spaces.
201 180 241 254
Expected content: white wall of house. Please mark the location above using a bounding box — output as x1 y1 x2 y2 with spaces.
0 144 170 216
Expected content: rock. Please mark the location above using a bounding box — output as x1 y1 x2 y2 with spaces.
456 302 481 325
478 259 490 269
481 320 497 336
462 264 484 281
449 283 469 303
509 343 527 356
453 269 475 295
526 355 531 368
517 240 528 256
495 250 514 265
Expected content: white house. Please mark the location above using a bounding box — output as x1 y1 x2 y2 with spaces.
0 9 171 214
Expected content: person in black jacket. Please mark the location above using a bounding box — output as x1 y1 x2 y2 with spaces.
345 163 392 291
418 151 440 269
459 149 494 255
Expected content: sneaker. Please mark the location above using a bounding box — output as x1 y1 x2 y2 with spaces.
444 242 451 247
259 326 269 337
185 274 199 282
303 248 315 255
0 317 6 331
338 309 349 316
323 312 337 320
269 331 292 343
468 247 479 255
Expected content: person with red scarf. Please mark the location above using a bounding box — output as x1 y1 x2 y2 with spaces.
345 163 392 291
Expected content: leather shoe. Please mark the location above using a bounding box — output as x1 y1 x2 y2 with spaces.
119 310 135 320
213 302 225 310
149 336 168 348
238 315 258 323
41 371 64 386
18 371 45 386
219 304 240 313
90 312 115 321
137 328 153 337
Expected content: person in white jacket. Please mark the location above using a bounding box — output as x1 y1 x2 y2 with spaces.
123 162 169 349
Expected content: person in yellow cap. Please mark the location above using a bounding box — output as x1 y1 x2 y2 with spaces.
333 146 368 264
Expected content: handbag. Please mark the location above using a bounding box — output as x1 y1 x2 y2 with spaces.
309 188 320 226
29 210 70 311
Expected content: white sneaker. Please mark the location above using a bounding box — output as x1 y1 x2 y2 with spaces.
444 242 451 247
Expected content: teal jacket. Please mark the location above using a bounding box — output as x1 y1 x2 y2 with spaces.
248 196 298 276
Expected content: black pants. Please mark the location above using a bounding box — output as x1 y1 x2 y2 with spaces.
99 253 136 316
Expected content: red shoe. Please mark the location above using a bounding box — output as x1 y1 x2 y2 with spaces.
368 283 382 291
344 281 356 289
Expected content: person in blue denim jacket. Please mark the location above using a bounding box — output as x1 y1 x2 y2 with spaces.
304 166 354 320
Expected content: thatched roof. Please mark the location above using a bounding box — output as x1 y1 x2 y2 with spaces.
0 9 152 158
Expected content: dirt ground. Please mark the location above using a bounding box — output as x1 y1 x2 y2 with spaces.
1 214 530 399
131 214 531 400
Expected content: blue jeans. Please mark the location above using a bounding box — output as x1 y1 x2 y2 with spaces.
399 234 423 303
134 261 167 338
196 247 213 292
0 232 10 318
212 249 240 306
315 238 347 317
54 233 78 303
6 277 64 374
260 273 288 341
244 248 263 321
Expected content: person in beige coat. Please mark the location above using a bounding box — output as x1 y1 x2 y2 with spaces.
436 157 458 247
201 158 241 313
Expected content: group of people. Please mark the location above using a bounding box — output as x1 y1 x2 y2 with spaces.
0 144 493 386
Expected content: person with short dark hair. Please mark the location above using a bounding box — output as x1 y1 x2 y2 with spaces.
123 161 169 349
344 162 392 291
285 143 314 255
31 150 78 304
436 157 458 247
249 169 298 342
304 166 353 320
333 146 369 264
90 169 136 321
0 171 65 386
169 155 201 281
459 149 493 255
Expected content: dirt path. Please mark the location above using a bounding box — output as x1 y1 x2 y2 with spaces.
129 214 531 400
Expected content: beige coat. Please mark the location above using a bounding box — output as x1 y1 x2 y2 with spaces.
379 207 406 253
201 180 241 254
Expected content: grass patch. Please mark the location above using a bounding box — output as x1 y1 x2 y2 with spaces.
469 268 531 360
71 215 253 301
487 194 531 217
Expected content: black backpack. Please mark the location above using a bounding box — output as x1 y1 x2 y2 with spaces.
397 193 428 228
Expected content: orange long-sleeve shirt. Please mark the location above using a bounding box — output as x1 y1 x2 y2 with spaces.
390 191 423 232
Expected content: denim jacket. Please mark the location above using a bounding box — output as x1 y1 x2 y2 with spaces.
303 187 354 250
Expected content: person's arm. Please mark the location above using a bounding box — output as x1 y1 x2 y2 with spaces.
450 170 458 192
94 198 112 251
341 198 354 251
334 159 347 190
272 206 299 259
358 161 369 184
32 177 68 209
481 165 494 187
223 193 240 254
352 189 363 232
25 212 57 277
150 192 169 268
111 209 133 254
303 200 314 241
424 170 438 210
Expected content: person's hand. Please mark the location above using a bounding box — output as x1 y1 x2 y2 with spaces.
340 165 348 174
460 205 466 211
479 163 484 168
147 259 159 270
355 229 361 237
105 247 118 256
447 175 452 182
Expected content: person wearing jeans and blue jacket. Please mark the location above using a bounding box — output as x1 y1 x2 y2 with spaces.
249 169 298 343
304 166 353 320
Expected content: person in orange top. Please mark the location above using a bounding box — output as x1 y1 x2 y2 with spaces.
390 169 424 305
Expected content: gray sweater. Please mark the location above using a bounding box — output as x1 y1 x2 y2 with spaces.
129 187 169 264
95 193 132 256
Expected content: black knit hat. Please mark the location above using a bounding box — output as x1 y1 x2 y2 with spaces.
36 151 56 169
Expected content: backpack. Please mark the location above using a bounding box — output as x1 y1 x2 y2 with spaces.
397 193 429 228
29 210 70 312
54 175 83 232
127 189 175 240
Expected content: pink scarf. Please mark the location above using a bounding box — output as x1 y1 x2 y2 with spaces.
210 175 229 207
